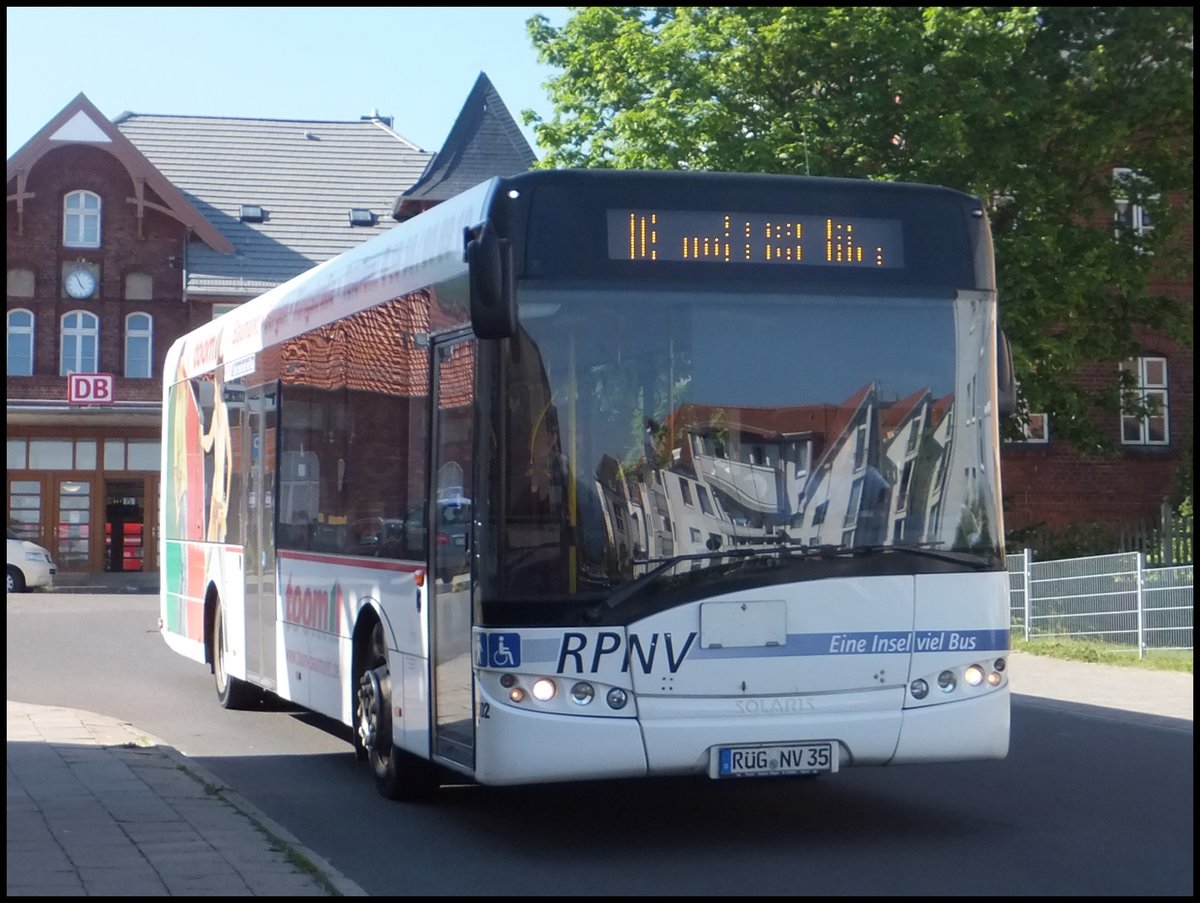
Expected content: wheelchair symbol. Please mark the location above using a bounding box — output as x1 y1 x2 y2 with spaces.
485 632 521 669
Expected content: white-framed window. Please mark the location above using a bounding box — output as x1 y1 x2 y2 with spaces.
63 190 102 248
1005 410 1050 444
1018 413 1049 443
844 477 863 527
1120 357 1169 446
1113 168 1156 239
125 312 153 378
678 476 694 507
896 460 915 511
852 424 867 471
1006 379 1049 444
7 308 35 376
60 310 99 374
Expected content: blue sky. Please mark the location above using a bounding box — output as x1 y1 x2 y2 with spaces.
6 7 570 159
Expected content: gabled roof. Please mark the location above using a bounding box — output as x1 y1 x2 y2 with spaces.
394 72 536 221
115 112 431 298
880 388 931 438
6 93 232 254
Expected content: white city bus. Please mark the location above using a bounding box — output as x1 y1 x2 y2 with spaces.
160 169 1015 800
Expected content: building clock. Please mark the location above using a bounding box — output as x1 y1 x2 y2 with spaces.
64 266 97 299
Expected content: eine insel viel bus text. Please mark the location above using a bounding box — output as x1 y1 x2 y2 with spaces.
160 169 1015 800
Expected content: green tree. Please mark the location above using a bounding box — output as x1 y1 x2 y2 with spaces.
525 7 1193 451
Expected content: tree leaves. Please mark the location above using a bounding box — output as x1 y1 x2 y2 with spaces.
525 6 1193 451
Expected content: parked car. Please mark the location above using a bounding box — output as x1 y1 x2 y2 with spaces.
7 527 56 593
352 517 406 556
401 496 472 583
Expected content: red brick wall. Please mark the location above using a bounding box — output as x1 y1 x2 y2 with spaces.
7 143 211 401
1002 323 1193 533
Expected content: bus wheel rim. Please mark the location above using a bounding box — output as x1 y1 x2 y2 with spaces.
357 669 383 750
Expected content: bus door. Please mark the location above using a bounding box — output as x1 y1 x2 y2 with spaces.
244 384 278 689
430 333 477 768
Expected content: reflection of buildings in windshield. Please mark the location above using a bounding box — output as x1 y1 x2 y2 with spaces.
503 295 1007 598
585 384 981 572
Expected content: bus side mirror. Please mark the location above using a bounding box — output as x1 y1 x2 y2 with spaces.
466 222 515 339
997 329 1016 418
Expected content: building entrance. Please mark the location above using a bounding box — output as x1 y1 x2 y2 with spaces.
105 481 145 573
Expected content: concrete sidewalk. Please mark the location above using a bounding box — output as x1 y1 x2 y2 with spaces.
1006 651 1193 725
7 653 1192 896
6 701 365 896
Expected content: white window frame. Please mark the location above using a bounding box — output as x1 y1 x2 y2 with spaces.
124 312 153 378
1120 357 1169 446
7 308 35 376
1006 379 1049 445
851 424 867 471
60 310 99 375
1112 168 1156 240
63 189 102 249
1018 412 1050 444
844 477 863 527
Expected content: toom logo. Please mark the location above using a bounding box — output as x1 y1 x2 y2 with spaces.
284 579 342 633
67 373 115 405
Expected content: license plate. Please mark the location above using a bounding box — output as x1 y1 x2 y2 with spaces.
711 742 837 778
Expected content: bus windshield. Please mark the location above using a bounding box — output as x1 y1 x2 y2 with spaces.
480 284 1003 626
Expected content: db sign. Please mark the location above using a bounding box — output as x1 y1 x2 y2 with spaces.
67 373 115 405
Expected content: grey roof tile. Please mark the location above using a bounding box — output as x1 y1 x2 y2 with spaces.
115 114 431 298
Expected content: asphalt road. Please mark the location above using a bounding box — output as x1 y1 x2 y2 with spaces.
7 592 1193 895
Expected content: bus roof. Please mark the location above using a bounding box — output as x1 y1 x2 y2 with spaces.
164 177 496 382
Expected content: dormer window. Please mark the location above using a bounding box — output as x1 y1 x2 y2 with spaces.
63 190 101 248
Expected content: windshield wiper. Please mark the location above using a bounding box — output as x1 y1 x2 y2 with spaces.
844 543 1000 571
737 536 998 570
594 547 803 614
595 543 830 614
590 541 997 620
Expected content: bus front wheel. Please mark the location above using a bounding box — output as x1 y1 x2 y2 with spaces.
355 620 436 801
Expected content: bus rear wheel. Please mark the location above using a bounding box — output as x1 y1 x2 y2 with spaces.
213 602 255 709
355 620 436 801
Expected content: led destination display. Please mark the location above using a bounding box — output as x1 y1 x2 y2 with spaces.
608 209 904 268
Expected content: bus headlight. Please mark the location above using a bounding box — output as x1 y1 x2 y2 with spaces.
986 670 1003 687
570 682 595 705
964 664 985 687
531 678 557 701
937 670 957 692
910 679 929 700
606 688 628 710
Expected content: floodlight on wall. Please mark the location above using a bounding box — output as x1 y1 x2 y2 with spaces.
239 205 266 223
348 208 376 227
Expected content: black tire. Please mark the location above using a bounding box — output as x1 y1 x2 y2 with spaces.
355 619 437 801
7 565 26 594
213 602 256 709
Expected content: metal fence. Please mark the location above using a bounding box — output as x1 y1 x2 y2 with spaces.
1008 549 1194 657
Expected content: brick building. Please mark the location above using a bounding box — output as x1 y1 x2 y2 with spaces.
1000 187 1193 544
7 81 1187 577
7 77 533 578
